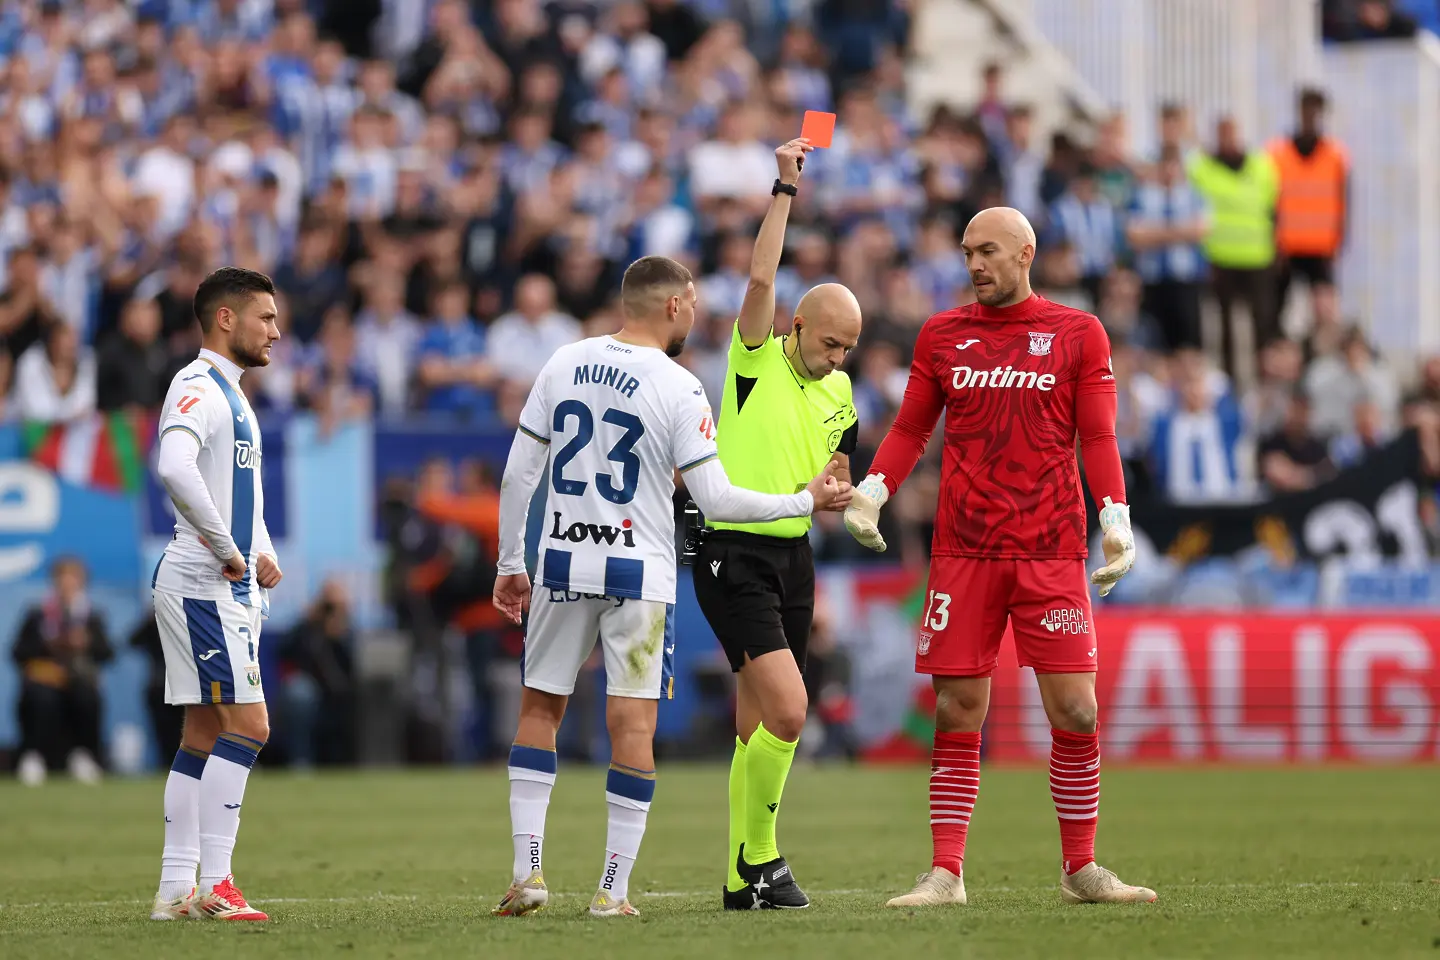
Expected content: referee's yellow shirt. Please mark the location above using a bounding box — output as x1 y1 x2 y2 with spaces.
709 322 858 538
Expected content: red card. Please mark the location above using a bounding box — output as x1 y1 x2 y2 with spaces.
800 110 836 148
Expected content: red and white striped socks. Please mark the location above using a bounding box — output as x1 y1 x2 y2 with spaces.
929 730 981 876
1050 728 1100 875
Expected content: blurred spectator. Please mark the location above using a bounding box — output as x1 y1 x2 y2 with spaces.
1270 88 1347 334
973 62 1008 148
1156 102 1194 160
581 2 667 100
414 458 506 759
0 245 61 362
910 218 967 315
1091 114 1137 211
1095 269 1164 354
416 281 497 420
1303 327 1399 439
274 226 349 343
689 101 772 218
486 273 582 388
1126 148 1207 351
1001 105 1046 226
1188 116 1280 379
645 0 706 62
623 167 694 261
1258 390 1335 493
13 321 96 423
302 306 378 432
776 234 840 316
12 557 111 786
353 272 420 416
1049 165 1118 307
40 219 99 340
96 297 167 411
699 231 751 321
1325 0 1419 41
128 609 182 766
1330 397 1389 469
276 580 358 768
1111 338 1168 464
1246 337 1307 439
1150 356 1246 503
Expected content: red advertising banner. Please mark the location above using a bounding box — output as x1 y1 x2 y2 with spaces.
984 614 1440 763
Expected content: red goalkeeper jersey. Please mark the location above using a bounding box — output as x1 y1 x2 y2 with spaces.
868 294 1125 559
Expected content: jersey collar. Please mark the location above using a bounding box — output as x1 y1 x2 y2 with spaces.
198 348 245 384
972 293 1046 322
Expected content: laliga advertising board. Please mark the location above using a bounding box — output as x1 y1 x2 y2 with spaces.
984 614 1440 763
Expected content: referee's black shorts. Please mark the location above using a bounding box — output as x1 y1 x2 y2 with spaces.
693 530 815 673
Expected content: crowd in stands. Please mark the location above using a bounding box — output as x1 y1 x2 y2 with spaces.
0 0 1432 558
7 0 1440 777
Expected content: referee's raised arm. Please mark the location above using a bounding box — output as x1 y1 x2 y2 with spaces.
736 138 812 347
693 138 862 912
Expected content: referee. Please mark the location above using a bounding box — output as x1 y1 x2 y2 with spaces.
693 138 862 910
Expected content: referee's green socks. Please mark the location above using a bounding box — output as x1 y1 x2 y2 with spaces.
726 737 748 892
742 724 797 866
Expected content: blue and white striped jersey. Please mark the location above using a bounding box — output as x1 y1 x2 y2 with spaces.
517 336 719 604
153 349 272 611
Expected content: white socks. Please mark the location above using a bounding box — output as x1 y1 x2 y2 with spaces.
602 798 650 902
602 764 655 902
508 745 558 882
159 746 208 901
198 733 263 890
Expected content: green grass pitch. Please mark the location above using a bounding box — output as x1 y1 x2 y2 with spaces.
2 764 1437 959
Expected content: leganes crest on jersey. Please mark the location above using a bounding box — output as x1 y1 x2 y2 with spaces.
152 353 271 611
518 336 719 604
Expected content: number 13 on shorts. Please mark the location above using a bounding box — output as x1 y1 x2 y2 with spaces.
923 590 951 632
917 588 951 660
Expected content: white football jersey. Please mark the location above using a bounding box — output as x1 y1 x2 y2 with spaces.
152 350 271 612
518 336 718 604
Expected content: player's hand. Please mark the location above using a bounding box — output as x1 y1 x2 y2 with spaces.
805 460 852 512
1089 497 1135 597
843 474 890 552
254 553 283 589
493 572 532 626
220 550 248 582
776 138 814 184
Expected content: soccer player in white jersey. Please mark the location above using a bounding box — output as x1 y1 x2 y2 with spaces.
490 256 852 918
147 267 282 922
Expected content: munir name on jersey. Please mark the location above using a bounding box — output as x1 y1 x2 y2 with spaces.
573 361 642 398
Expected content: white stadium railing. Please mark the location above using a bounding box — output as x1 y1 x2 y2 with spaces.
977 0 1439 361
1324 35 1440 357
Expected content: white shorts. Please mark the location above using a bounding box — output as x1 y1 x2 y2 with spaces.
154 591 265 705
523 587 675 700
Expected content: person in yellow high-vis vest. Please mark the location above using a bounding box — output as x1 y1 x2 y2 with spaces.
1188 117 1280 378
1269 88 1348 331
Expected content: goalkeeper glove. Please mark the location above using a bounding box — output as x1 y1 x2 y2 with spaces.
1089 496 1135 598
844 474 889 552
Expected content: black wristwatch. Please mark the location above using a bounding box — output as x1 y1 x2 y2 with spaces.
772 179 798 197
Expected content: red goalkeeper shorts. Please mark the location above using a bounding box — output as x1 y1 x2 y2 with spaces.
915 557 1097 677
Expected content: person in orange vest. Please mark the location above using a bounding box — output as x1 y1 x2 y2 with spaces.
1270 88 1348 332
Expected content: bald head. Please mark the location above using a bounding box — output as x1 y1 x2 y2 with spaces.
961 207 1037 307
796 282 861 330
790 282 861 380
965 206 1036 250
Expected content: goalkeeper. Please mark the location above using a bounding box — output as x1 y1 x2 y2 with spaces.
842 206 1152 908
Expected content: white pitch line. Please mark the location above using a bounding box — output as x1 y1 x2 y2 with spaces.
0 881 1425 912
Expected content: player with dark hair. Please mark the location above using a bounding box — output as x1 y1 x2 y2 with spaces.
843 207 1154 907
489 254 848 918
147 266 282 921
